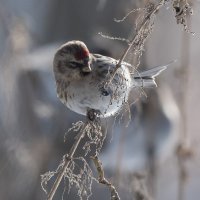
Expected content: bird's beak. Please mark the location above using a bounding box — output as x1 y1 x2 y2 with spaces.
82 58 92 72
81 57 92 73
82 64 92 72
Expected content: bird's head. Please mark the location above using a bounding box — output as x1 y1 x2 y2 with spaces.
53 40 92 80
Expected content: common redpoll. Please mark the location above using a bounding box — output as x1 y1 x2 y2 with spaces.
53 40 168 117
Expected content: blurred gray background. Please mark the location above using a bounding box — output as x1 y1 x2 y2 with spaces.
0 0 200 199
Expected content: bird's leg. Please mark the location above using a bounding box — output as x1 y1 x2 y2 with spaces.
87 108 101 121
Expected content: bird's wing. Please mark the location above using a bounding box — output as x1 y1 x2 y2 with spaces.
134 60 176 78
92 54 117 68
132 61 176 87
134 65 167 79
92 54 118 78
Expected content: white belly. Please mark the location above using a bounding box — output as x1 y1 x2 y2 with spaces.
66 66 132 117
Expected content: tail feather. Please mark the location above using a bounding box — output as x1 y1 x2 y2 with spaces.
133 61 175 87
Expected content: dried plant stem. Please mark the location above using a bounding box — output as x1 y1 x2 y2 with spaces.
108 0 166 84
91 155 120 200
47 122 88 200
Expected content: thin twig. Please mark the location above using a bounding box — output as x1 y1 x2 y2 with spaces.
99 32 131 44
47 122 88 200
114 7 145 23
107 0 166 84
91 155 120 200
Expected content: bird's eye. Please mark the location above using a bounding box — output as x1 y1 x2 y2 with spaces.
69 61 84 68
69 61 78 67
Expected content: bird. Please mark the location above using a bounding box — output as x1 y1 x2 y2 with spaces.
53 40 170 118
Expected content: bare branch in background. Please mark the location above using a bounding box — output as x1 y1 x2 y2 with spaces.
175 14 193 200
132 173 152 200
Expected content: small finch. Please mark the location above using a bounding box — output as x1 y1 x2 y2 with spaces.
53 40 169 117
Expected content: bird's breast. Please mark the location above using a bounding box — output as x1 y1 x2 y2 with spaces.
62 65 132 117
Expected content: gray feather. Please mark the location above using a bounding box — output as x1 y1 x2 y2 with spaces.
133 61 176 87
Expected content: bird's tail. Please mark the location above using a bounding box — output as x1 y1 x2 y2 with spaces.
132 61 174 87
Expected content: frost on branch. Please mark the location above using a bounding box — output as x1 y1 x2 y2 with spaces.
41 155 94 200
83 119 106 156
65 116 106 156
41 156 66 194
62 157 93 200
64 121 84 142
41 110 107 200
